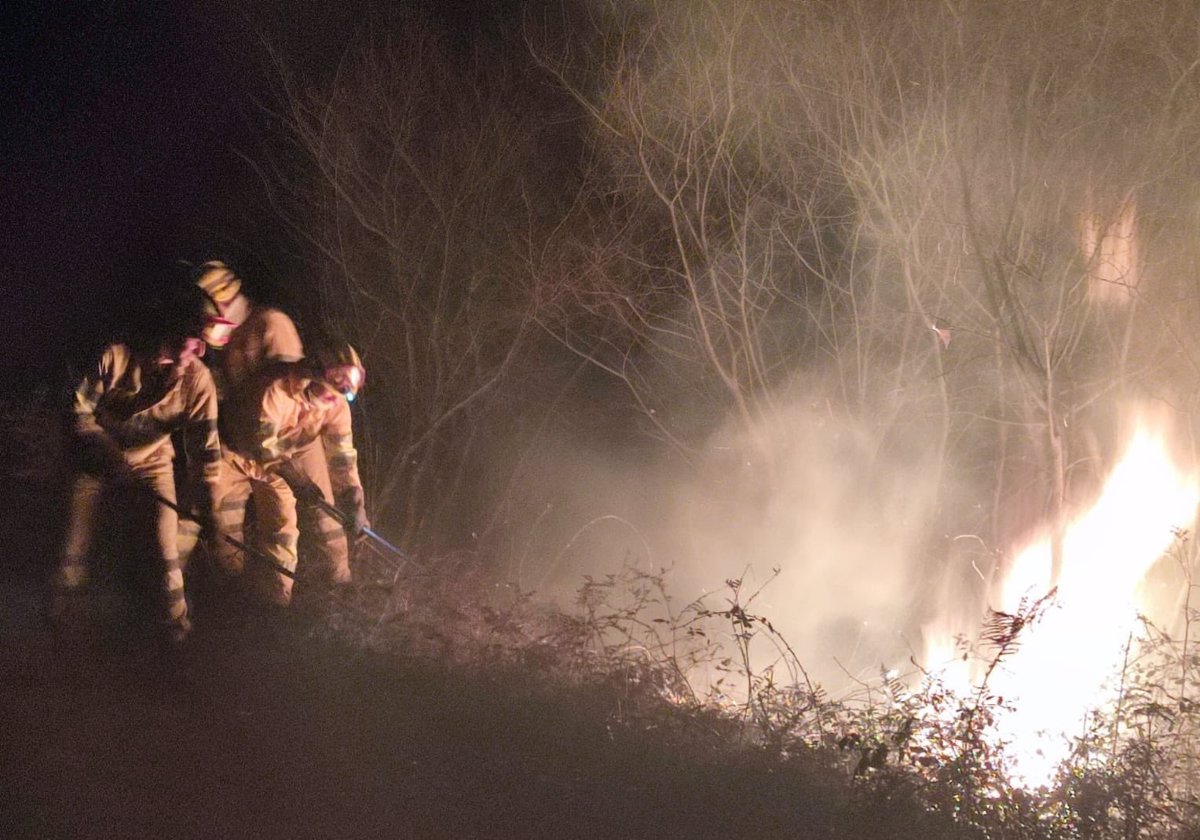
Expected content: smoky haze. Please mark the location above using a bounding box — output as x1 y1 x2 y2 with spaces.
247 0 1200 692
515 390 951 689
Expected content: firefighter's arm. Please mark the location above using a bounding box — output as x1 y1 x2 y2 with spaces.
71 347 110 437
71 347 128 478
262 310 304 363
323 397 368 532
252 380 292 464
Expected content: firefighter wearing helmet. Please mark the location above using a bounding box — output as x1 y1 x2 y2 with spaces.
193 260 304 401
212 341 368 606
51 284 221 642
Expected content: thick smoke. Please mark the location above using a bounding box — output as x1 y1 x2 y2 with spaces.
514 381 972 692
499 0 1200 695
259 0 1200 697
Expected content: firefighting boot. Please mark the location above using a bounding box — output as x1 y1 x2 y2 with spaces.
48 557 91 630
164 613 193 646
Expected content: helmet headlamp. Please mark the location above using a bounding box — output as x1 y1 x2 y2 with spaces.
324 364 365 401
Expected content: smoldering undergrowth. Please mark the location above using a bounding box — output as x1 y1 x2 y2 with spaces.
296 538 1200 840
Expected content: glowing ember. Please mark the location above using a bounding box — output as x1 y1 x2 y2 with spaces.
927 416 1199 788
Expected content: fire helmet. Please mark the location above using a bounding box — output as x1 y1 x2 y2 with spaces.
192 261 241 347
311 342 366 402
193 260 242 305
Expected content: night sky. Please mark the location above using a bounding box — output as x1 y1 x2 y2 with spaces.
3 3 248 391
1 0 508 394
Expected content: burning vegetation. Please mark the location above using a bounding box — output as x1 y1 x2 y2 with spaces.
177 0 1200 833
240 0 1200 832
12 0 1200 837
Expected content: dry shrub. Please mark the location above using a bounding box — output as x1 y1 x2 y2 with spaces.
288 548 1200 840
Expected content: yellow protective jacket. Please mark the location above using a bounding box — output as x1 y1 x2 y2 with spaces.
225 367 362 497
72 343 221 511
219 306 303 400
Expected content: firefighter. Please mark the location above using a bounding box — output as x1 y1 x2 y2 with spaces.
193 259 304 401
51 287 220 642
194 259 310 590
213 343 368 606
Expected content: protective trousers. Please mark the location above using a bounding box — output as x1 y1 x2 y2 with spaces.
54 464 190 633
214 441 350 606
289 438 353 586
213 449 299 606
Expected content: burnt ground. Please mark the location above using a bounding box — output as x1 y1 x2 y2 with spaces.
0 483 955 840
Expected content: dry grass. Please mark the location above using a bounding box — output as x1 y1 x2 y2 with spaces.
283 543 1200 840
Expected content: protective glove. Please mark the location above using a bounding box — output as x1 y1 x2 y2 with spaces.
337 486 370 536
283 466 325 506
194 505 219 547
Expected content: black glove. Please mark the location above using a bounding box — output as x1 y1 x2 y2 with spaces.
337 486 369 535
194 506 219 546
291 476 326 506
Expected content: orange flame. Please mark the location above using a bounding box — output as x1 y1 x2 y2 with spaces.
926 415 1198 787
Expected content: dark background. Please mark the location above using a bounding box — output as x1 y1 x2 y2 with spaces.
4 2 244 391
0 0 517 395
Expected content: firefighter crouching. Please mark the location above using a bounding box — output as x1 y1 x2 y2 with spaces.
213 343 369 606
51 289 220 642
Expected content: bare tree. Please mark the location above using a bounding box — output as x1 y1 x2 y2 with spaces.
806 0 1200 581
533 0 1200 584
250 13 578 545
529 1 849 471
241 0 1200 600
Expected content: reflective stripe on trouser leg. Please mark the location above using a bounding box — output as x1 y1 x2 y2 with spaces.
163 557 187 623
313 517 351 584
54 558 89 591
149 468 179 562
213 454 253 574
290 440 351 583
177 519 200 571
147 467 189 628
56 474 102 590
253 471 299 605
259 530 298 605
